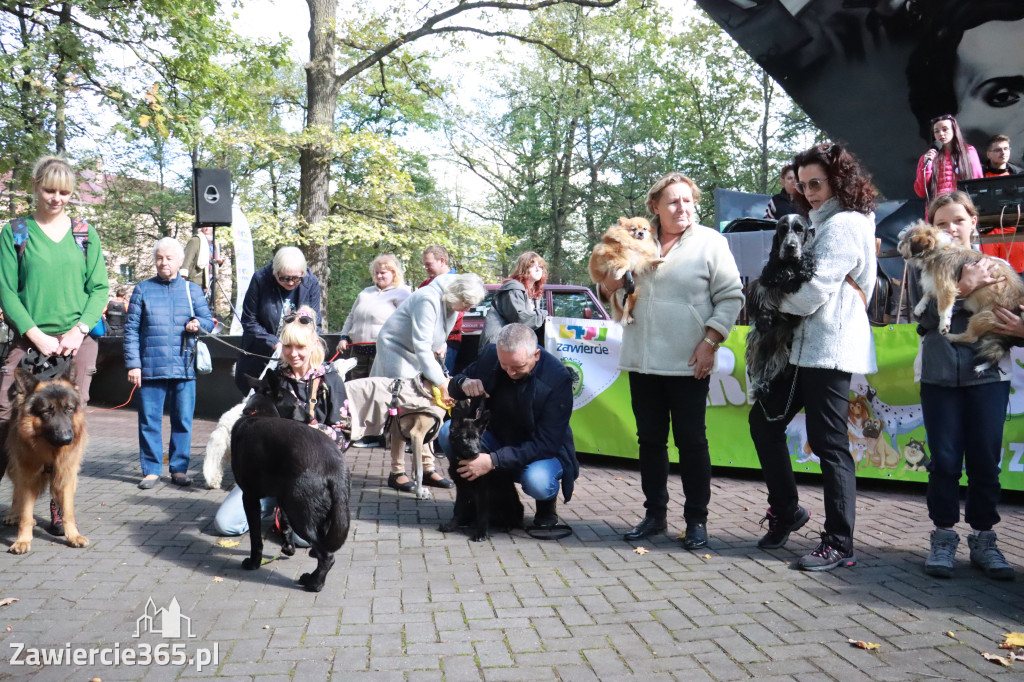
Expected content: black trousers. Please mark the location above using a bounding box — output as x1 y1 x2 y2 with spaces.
748 366 856 544
629 372 711 524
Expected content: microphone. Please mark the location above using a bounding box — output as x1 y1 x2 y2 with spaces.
924 140 942 169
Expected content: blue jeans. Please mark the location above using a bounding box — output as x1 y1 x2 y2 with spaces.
213 486 310 548
138 379 196 477
436 421 563 501
921 381 1009 531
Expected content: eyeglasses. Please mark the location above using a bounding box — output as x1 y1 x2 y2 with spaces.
283 314 314 325
276 275 302 284
795 178 828 194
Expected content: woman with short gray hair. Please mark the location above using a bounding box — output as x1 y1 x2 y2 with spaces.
235 246 322 394
372 272 485 492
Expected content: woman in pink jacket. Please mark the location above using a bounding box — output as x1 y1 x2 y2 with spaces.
914 114 982 215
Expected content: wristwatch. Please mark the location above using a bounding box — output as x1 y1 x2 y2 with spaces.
702 336 720 351
75 322 90 335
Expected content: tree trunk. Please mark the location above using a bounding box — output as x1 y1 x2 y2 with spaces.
301 0 341 330
53 3 72 154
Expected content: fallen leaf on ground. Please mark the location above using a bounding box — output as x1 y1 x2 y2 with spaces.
0 598 17 608
5 626 10 632
615 477 623 481
1003 632 1024 647
703 554 711 559
848 639 880 650
983 652 1012 667
217 539 240 548
212 576 224 583
633 547 649 555
946 631 957 639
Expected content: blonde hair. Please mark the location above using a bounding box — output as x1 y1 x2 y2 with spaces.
32 156 75 196
278 305 325 367
645 173 701 235
370 254 404 288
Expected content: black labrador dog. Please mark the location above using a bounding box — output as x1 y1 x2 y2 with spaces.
439 402 524 542
230 373 351 592
745 214 816 401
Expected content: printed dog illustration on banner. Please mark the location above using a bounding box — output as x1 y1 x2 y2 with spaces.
902 439 931 472
861 418 901 470
863 386 924 451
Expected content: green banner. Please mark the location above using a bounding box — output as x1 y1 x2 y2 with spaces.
546 319 1024 491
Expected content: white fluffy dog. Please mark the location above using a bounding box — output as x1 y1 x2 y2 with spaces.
203 358 358 490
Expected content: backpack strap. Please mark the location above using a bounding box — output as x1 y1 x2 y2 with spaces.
11 217 28 262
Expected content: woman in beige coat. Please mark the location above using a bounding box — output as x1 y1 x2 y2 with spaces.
601 173 743 550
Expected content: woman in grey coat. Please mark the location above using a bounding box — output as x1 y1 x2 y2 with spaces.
371 272 486 491
481 251 547 351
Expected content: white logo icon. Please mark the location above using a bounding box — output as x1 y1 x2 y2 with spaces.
134 598 195 639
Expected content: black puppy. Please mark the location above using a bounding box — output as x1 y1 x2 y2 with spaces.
745 214 815 401
438 402 524 542
230 373 351 592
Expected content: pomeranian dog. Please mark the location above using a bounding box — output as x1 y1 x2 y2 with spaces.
588 217 664 324
898 220 1024 370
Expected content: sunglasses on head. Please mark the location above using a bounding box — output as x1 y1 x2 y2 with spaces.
795 178 828 194
283 314 314 325
277 274 302 284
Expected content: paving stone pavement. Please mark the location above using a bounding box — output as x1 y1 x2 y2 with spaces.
0 408 1022 680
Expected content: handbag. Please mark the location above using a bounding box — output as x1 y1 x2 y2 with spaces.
185 283 212 375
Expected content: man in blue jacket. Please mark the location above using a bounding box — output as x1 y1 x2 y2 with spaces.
438 323 579 535
125 238 216 489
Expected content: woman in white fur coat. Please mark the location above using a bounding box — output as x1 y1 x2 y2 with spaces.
749 143 878 572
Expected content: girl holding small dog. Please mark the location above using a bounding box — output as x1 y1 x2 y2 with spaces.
748 142 877 572
913 115 982 212
214 307 349 538
915 191 1024 580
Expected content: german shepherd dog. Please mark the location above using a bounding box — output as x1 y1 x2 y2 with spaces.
439 402 524 542
231 373 351 592
745 214 816 401
3 364 88 554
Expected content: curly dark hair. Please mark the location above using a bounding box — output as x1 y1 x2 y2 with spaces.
791 143 876 216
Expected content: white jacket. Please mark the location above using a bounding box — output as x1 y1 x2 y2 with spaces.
780 198 877 374
618 224 744 376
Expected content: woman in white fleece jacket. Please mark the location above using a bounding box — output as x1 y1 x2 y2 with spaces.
749 143 878 572
602 173 743 551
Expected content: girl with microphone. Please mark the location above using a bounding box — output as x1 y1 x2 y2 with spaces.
914 114 982 216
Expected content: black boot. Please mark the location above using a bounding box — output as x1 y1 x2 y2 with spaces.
48 499 64 537
533 499 558 528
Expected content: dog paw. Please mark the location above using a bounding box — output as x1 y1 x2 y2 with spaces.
438 522 456 533
281 542 296 557
415 489 433 501
241 557 261 570
205 477 221 490
940 324 951 335
298 573 324 592
2 512 18 526
8 541 30 555
469 533 488 542
65 534 89 548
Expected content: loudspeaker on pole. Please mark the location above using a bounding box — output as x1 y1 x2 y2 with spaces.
193 168 232 226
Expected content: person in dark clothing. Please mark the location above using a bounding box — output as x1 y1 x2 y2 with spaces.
104 286 129 337
437 323 579 531
765 164 801 220
982 135 1023 177
235 246 322 394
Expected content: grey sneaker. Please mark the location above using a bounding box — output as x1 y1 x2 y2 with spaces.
968 531 1015 581
924 529 959 578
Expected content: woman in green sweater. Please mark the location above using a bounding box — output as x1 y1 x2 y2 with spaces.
0 156 109 533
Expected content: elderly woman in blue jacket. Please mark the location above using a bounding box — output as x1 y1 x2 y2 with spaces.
125 238 216 490
235 246 322 394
